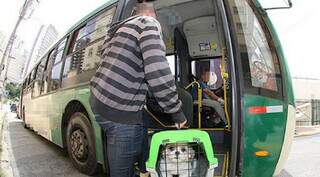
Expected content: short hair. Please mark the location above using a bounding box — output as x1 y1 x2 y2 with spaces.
136 3 155 11
134 1 156 15
137 0 156 3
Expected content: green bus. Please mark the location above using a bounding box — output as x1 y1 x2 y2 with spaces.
20 0 295 176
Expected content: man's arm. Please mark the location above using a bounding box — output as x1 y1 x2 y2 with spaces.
204 88 225 105
139 17 186 124
204 88 219 101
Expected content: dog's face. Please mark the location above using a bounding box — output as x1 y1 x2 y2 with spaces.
162 143 195 162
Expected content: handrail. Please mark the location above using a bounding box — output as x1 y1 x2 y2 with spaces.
185 80 202 128
221 48 231 131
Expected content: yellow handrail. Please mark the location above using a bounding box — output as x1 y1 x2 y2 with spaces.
185 81 202 128
221 48 231 131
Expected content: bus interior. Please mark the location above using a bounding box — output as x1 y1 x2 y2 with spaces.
142 0 232 175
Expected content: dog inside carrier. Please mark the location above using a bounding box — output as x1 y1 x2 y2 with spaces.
147 130 218 177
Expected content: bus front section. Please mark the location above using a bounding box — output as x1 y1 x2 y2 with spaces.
140 0 295 176
225 0 295 176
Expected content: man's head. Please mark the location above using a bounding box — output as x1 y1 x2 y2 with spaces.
201 69 210 83
133 0 156 18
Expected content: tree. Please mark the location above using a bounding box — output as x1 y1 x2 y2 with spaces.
5 83 21 100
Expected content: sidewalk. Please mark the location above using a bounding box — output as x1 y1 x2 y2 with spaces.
0 106 11 177
295 125 320 137
0 106 7 177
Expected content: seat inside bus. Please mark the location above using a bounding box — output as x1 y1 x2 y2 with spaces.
144 0 227 129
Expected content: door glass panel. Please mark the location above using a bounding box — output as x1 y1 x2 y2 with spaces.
228 0 282 95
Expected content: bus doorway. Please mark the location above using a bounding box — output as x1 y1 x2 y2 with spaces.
136 0 235 176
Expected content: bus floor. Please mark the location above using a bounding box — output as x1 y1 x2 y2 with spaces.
209 130 231 177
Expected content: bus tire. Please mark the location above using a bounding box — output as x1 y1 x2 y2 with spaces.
66 112 98 175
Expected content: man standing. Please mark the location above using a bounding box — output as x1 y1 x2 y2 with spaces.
90 1 187 177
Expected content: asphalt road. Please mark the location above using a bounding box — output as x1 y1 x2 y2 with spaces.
2 111 104 177
2 110 320 177
278 134 320 177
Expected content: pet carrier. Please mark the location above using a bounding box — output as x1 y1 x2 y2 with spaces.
146 130 218 177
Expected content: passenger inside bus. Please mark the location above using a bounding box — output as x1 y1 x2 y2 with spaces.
192 69 227 127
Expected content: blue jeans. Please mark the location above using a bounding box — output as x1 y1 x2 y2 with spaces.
99 120 148 177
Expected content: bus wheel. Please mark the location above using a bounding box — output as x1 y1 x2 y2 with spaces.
66 112 98 175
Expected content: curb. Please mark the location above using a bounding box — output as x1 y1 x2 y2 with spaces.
294 129 320 137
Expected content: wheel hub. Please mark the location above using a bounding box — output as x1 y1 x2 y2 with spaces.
70 129 88 161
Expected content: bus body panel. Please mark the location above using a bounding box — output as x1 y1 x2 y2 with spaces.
242 94 287 177
46 86 105 164
262 11 296 176
273 104 295 176
24 90 50 140
74 85 105 164
21 0 120 168
225 1 295 176
23 86 104 164
49 88 76 147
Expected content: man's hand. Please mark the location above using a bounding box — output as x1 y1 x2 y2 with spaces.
175 120 187 129
203 88 210 94
217 98 225 105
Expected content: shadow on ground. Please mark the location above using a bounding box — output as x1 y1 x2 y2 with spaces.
5 116 105 177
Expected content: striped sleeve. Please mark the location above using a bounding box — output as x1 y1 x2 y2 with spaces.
139 18 186 123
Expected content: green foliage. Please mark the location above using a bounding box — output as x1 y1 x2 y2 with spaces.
5 83 21 100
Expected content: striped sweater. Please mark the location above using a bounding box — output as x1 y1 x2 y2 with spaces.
90 16 186 125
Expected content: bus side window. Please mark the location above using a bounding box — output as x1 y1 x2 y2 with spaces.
39 55 49 95
62 27 84 80
42 50 56 94
62 5 116 87
79 6 116 73
22 80 26 94
27 73 31 88
29 69 36 89
32 56 47 97
49 38 68 92
24 73 31 94
31 64 40 97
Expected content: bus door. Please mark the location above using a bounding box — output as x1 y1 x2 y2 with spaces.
225 1 289 176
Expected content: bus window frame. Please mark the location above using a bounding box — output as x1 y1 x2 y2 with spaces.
36 54 50 96
40 49 57 95
30 67 37 83
26 70 34 93
23 1 120 97
26 73 31 87
228 0 284 100
61 2 118 90
31 63 41 98
47 37 69 93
